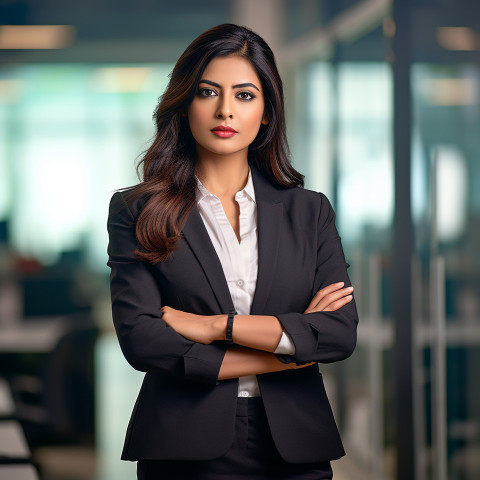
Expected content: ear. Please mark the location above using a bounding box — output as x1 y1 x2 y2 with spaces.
261 112 269 125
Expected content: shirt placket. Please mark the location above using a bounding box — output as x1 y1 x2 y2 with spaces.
234 193 252 315
208 195 241 312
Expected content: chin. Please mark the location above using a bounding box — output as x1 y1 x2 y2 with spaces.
201 143 247 156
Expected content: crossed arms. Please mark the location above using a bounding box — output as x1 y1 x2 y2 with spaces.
107 191 359 385
160 282 353 380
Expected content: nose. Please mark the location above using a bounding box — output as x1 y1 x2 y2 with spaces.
216 94 233 119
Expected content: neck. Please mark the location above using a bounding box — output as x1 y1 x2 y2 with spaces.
195 150 250 198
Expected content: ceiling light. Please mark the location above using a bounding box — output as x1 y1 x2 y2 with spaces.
0 25 75 49
436 27 480 51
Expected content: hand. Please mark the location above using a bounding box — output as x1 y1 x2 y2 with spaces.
160 306 225 344
289 361 317 370
304 282 353 314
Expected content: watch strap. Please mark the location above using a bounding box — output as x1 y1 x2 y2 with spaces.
225 310 237 345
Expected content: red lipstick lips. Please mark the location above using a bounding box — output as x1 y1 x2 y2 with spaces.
211 125 238 138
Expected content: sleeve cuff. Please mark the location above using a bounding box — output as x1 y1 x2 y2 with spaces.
273 331 296 355
273 312 319 363
183 342 227 385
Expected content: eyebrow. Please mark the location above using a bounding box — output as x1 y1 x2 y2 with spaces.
199 79 260 92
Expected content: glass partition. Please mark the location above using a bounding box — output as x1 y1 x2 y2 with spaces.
411 62 480 480
0 63 172 270
302 60 395 479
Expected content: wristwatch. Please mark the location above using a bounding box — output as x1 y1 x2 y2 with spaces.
225 310 237 345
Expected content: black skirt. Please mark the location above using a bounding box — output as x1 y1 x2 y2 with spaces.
137 397 333 480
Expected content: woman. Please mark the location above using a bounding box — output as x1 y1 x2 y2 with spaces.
107 23 358 480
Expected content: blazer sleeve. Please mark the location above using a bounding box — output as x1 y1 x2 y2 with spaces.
107 191 226 385
274 192 359 364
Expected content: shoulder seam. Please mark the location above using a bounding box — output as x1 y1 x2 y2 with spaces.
116 191 135 220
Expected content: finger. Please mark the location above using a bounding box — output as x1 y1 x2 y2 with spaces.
313 287 353 309
323 294 353 312
310 286 353 312
317 288 353 311
306 282 345 311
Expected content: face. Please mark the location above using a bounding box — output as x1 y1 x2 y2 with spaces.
186 55 268 159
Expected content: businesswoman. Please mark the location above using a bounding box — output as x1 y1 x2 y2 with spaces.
107 24 359 480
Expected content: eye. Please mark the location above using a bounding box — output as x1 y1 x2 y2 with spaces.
199 88 217 97
236 91 255 101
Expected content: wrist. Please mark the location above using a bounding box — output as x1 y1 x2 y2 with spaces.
211 314 228 341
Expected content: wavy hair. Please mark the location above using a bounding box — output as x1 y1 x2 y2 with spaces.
129 23 304 263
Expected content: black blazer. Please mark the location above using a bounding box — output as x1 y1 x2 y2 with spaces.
107 163 359 463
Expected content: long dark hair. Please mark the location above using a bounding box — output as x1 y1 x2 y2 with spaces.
130 23 304 263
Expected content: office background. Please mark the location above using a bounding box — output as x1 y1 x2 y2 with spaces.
0 1 479 479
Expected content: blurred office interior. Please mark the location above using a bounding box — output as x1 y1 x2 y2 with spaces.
0 0 479 479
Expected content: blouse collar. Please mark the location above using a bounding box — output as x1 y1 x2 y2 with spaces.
195 167 256 204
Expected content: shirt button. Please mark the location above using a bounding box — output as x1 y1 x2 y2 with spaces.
236 279 244 287
239 391 249 397
236 191 244 197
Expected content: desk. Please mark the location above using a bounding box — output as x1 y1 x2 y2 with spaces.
0 318 69 354
0 420 31 459
0 464 39 480
0 317 98 445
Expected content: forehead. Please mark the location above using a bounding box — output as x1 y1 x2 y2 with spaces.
201 55 262 90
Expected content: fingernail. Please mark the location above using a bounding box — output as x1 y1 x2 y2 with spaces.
336 282 345 286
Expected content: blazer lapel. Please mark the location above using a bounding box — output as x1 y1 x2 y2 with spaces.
249 164 283 315
181 207 235 314
181 163 284 316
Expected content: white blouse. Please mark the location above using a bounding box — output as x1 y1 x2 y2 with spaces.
195 167 295 397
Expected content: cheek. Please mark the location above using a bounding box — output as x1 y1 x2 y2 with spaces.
187 101 212 131
187 106 203 132
243 107 266 136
